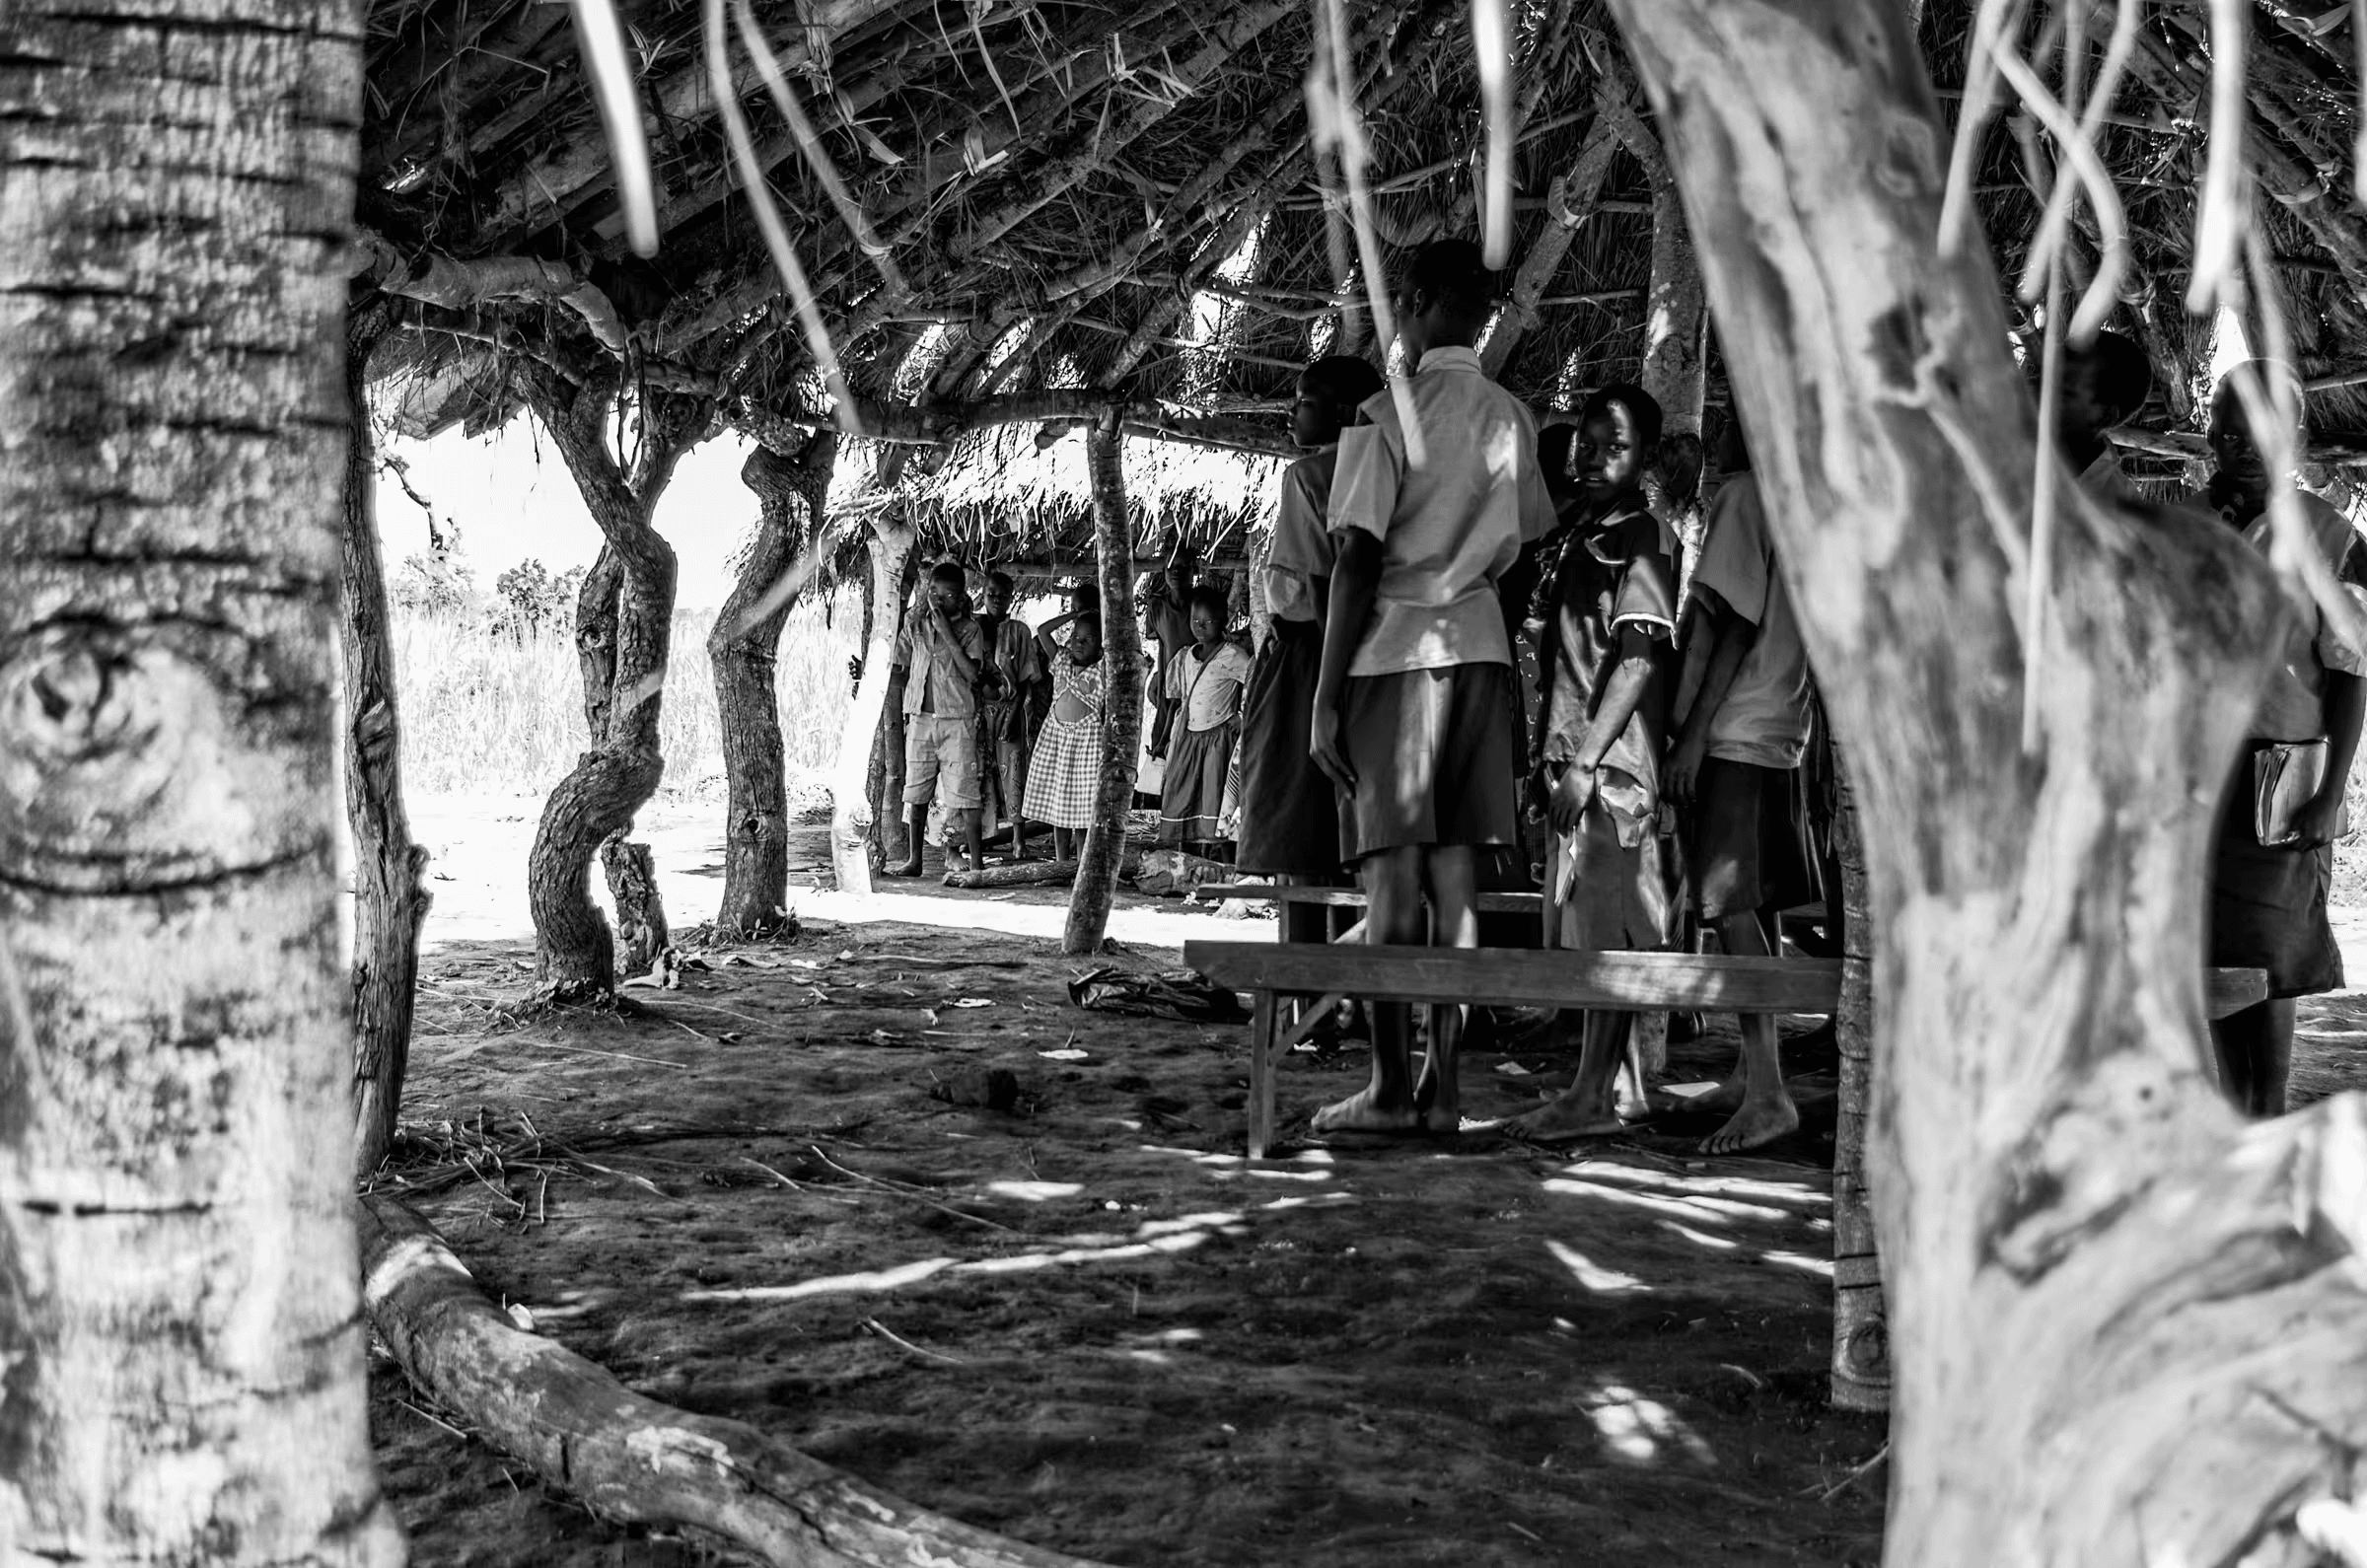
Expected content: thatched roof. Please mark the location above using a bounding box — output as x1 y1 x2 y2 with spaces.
355 0 2367 501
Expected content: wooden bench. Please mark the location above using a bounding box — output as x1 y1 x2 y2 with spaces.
1183 940 2272 1159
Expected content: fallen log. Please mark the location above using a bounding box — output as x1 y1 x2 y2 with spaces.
942 857 1079 889
356 1193 1109 1568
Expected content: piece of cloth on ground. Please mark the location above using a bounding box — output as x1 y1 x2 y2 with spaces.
1068 966 1250 1023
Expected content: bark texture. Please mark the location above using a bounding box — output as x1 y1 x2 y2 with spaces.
1827 760 1886 1412
832 515 918 892
1064 420 1147 955
344 293 433 1176
0 0 401 1556
1607 3 2367 1562
519 373 703 1002
357 1194 1107 1568
712 435 837 936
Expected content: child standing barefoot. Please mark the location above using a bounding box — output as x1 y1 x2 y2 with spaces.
1152 585 1252 856
1024 610 1108 861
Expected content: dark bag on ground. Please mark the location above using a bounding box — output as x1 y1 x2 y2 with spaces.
1068 966 1250 1023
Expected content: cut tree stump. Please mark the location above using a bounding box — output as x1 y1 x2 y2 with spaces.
356 1193 1109 1568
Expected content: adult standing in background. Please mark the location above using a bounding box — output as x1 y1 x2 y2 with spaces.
974 569 1040 862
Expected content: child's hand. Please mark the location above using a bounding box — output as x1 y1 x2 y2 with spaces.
2292 787 2348 848
1547 763 1598 831
1663 732 1708 807
1311 701 1355 792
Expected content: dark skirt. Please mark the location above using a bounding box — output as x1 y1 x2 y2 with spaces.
1235 618 1344 875
1159 721 1237 844
2211 778 2342 999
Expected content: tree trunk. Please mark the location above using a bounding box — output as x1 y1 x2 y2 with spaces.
1639 178 1708 438
1827 758 1886 1412
832 514 917 892
357 1194 1108 1568
600 835 669 977
520 374 700 1003
1064 419 1146 955
712 437 836 937
1608 4 2367 1563
0 0 401 1554
343 293 433 1176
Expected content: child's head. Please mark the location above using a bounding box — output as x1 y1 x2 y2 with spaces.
1395 240 1498 360
2207 361 2306 498
1069 579 1101 618
2056 330 2152 449
983 569 1016 616
1294 355 1387 448
1574 384 1664 508
1067 613 1103 664
1186 583 1230 645
926 559 968 613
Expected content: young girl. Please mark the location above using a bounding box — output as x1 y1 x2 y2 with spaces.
1023 608 1106 860
1151 584 1253 852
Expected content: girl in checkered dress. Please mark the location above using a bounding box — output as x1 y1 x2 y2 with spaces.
1024 609 1107 857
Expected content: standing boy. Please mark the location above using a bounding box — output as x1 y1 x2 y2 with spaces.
1663 428 1818 1154
2199 369 2367 1115
2055 329 2152 499
890 560 988 878
975 569 1040 861
1500 386 1684 1144
1310 239 1556 1136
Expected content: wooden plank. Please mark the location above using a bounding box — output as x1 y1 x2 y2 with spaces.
1246 989 1278 1160
1187 941 1841 1014
1191 882 1542 912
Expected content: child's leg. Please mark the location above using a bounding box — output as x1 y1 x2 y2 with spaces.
896 805 929 875
1412 844 1478 1133
1312 846 1425 1133
1699 905 1802 1154
958 807 983 874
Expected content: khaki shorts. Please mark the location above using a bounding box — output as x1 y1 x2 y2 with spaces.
903 712 981 810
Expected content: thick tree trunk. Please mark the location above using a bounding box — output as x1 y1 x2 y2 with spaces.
712 437 836 936
600 836 669 977
357 1194 1108 1568
1064 419 1146 955
0 0 401 1555
1609 4 2367 1562
1639 178 1708 438
1827 760 1886 1411
343 294 432 1176
832 515 917 892
521 375 700 1003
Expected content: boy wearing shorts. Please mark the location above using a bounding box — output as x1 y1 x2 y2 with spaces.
890 560 988 877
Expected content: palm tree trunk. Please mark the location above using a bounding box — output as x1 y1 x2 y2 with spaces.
1065 417 1146 954
0 0 400 1554
342 292 432 1176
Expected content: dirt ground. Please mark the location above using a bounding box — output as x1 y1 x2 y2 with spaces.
366 794 2367 1567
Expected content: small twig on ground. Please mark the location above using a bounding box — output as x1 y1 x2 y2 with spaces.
399 1398 471 1443
808 1145 1021 1233
1812 1443 1891 1503
863 1317 969 1365
511 1038 687 1069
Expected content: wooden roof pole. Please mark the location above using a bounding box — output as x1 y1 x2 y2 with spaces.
1064 408 1147 955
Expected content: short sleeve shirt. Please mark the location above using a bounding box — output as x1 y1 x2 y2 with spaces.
1685 474 1814 769
1265 449 1338 624
1537 502 1680 815
1327 346 1557 676
894 611 988 719
1167 641 1254 731
979 614 1040 700
2212 489 2367 742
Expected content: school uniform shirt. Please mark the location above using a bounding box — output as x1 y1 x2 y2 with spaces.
978 614 1040 704
2209 489 2367 743
1264 448 1339 624
894 610 988 719
1327 345 1557 676
1166 641 1254 731
1682 473 1814 770
1536 502 1680 834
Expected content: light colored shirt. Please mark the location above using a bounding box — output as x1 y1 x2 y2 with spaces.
1327 346 1556 677
893 608 987 719
1166 640 1253 731
1265 449 1338 624
2209 489 2367 743
1682 474 1814 769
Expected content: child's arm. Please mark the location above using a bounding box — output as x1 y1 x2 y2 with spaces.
1312 531 1383 790
1665 586 1759 806
1548 626 1671 829
934 610 981 688
1033 611 1069 665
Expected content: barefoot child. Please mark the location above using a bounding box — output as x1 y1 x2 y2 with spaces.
1023 608 1107 861
1662 426 1817 1154
1501 386 1684 1145
1237 355 1388 940
1310 238 1556 1136
889 560 988 878
1153 585 1253 854
975 570 1040 862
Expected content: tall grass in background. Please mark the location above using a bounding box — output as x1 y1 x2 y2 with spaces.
393 588 865 800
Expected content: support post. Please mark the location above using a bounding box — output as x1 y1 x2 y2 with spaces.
831 514 917 893
1827 758 1886 1411
1064 414 1146 955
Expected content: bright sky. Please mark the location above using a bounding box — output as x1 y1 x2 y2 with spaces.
374 418 764 610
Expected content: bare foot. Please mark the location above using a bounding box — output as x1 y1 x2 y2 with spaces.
1500 1095 1628 1145
1699 1091 1800 1155
1311 1086 1425 1135
891 858 923 878
1409 1067 1461 1135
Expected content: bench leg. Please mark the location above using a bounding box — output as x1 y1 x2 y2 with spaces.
1248 989 1278 1159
